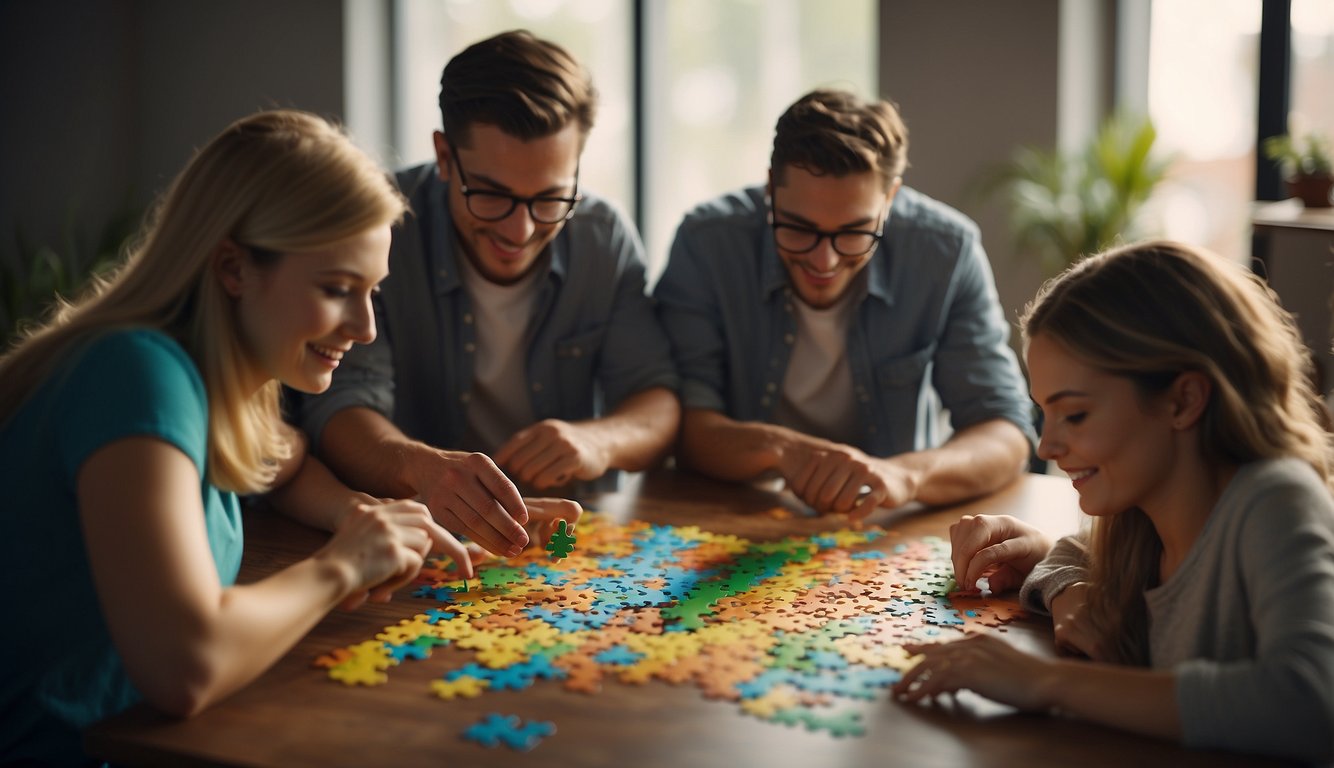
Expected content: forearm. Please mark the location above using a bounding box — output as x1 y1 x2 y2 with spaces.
577 387 680 472
318 407 451 499
679 408 808 481
264 451 378 532
1038 660 1181 742
883 419 1029 506
162 555 355 716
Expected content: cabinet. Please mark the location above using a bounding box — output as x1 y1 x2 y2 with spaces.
1251 199 1334 399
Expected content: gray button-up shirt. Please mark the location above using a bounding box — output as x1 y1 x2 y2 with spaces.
296 163 679 453
653 184 1034 457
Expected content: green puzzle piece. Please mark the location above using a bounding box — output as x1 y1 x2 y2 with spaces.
545 519 577 560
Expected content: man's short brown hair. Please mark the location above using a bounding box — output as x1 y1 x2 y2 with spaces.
438 30 597 147
770 89 908 189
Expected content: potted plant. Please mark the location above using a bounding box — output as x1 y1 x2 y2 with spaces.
978 112 1171 277
1262 132 1333 209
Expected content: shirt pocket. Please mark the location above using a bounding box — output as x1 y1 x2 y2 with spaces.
554 326 607 412
873 342 936 392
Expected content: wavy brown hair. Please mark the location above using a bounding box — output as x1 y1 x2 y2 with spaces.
0 110 406 493
438 29 597 147
770 89 909 189
1021 239 1334 664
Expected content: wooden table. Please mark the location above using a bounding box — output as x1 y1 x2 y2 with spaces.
85 470 1294 767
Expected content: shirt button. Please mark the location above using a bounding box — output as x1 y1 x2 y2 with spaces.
437 269 449 279
463 313 474 325
765 382 777 393
859 393 869 403
572 347 583 357
867 426 877 434
460 391 471 404
783 334 794 345
464 342 475 353
761 396 771 407
532 382 544 393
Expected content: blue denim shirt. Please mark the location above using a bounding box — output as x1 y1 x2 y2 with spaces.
297 163 679 453
654 184 1035 457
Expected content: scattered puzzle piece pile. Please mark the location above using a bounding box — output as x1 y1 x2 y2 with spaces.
317 513 1026 749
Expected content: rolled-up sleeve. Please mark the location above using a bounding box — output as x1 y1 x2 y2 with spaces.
596 216 680 410
654 221 730 413
1019 533 1090 614
933 228 1036 445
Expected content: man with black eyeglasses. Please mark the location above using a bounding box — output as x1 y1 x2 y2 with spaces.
654 89 1033 518
295 30 679 559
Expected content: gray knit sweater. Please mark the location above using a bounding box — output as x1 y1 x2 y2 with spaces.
1019 458 1334 763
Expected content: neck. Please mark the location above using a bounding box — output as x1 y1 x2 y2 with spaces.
1142 453 1237 579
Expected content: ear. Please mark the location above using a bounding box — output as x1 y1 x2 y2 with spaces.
1168 370 1212 430
765 169 775 224
886 175 903 204
212 238 247 298
432 131 452 182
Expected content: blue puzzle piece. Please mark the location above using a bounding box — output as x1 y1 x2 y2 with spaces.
462 713 556 751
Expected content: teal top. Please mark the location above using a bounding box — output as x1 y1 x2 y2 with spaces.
0 329 243 766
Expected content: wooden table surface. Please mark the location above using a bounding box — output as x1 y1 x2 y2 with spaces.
85 470 1296 767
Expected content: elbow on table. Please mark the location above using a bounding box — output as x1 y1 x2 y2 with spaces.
136 652 226 719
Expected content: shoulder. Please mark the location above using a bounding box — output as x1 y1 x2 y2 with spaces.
675 185 767 240
567 189 636 235
54 329 210 474
67 329 202 392
883 186 983 255
1228 457 1334 540
394 162 438 201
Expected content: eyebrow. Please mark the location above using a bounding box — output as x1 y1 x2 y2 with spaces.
316 268 383 283
1041 390 1090 405
774 206 875 230
466 171 573 197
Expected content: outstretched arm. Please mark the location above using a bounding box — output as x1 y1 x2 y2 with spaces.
78 437 460 717
317 406 530 557
894 635 1180 741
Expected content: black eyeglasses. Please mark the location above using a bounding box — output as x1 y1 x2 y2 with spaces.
769 190 887 258
449 141 582 224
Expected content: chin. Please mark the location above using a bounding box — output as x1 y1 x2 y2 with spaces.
282 374 333 395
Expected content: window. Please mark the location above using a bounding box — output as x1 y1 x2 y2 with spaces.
1290 0 1334 146
394 0 633 215
1146 0 1260 265
641 0 876 278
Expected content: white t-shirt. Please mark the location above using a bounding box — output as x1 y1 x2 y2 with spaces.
458 253 541 453
774 290 860 445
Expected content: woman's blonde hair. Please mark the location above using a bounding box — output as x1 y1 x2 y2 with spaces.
1021 239 1334 664
0 109 406 493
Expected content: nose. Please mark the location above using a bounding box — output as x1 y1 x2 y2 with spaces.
345 293 377 344
494 204 537 246
806 238 841 271
1035 419 1060 461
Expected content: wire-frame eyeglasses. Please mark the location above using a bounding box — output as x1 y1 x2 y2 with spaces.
449 140 582 224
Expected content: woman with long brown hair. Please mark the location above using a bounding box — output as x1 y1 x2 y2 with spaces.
897 240 1334 763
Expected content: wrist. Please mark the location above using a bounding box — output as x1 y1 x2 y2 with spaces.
311 547 360 604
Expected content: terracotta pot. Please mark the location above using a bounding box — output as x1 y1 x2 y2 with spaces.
1286 173 1334 208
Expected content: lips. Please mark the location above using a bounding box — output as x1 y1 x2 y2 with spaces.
309 342 347 361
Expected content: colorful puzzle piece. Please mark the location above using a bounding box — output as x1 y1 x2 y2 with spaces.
545 519 577 560
319 512 1028 750
462 713 556 750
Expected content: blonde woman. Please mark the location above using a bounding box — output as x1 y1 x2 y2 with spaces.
896 240 1334 762
0 110 568 765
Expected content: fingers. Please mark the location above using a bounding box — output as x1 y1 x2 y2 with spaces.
432 456 530 556
522 498 584 549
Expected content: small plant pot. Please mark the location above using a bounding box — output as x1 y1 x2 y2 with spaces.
1286 173 1334 208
